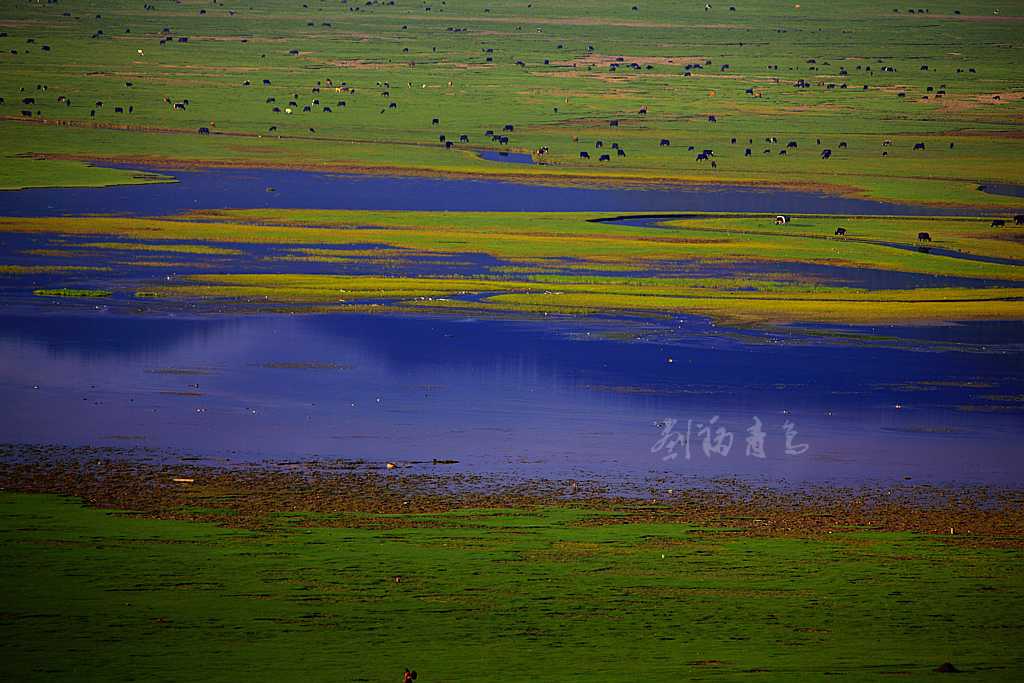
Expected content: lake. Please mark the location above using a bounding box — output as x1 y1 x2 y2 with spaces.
1 168 1022 488
2 309 1022 486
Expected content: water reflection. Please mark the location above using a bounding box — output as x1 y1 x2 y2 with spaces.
1 312 1020 486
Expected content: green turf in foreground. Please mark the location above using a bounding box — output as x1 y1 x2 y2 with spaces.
2 493 1021 680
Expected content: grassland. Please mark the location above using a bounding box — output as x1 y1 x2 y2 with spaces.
1 0 1023 206
3 484 1023 681
3 210 1023 325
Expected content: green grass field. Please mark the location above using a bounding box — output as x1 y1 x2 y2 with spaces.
3 492 1023 681
1 0 1023 206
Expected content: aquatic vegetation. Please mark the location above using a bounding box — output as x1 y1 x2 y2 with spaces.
5 210 1022 325
31 287 111 298
77 241 243 255
0 264 109 274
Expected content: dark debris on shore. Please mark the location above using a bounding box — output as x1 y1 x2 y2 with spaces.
2 443 1023 545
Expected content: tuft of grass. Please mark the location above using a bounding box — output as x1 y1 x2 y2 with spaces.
32 287 111 298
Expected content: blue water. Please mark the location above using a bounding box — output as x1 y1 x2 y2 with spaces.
1 311 1021 486
477 151 535 164
979 184 1024 199
0 165 987 217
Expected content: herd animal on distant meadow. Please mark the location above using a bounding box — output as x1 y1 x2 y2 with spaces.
2 4 1018 252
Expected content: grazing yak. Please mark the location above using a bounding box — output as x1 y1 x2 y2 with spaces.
821 149 832 159
774 215 790 225
917 232 931 241
580 151 590 159
835 227 847 236
659 138 670 147
991 219 1006 228
1015 215 1024 225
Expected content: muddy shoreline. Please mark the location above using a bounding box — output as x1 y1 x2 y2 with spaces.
3 444 1022 543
